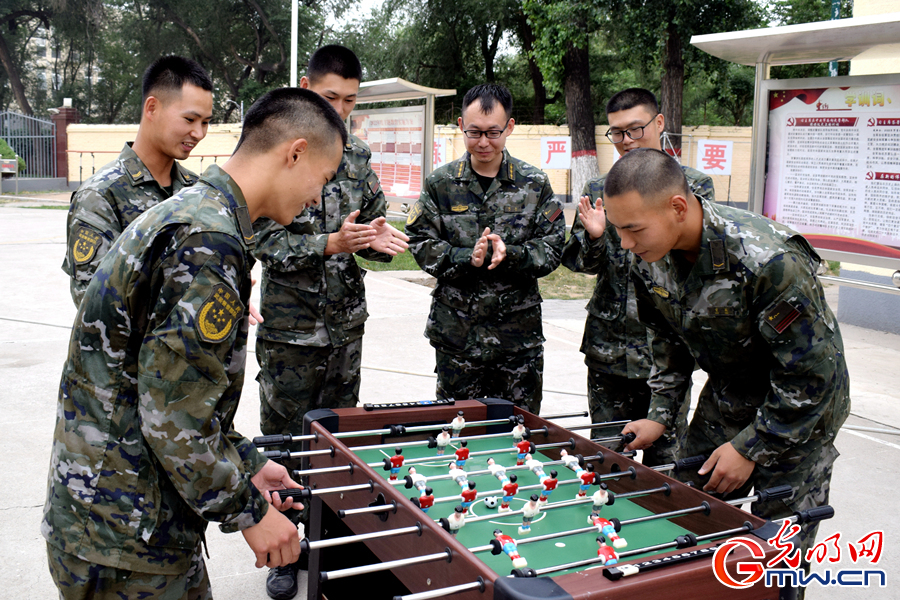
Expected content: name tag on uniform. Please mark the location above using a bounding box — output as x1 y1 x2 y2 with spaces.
652 286 669 298
503 205 523 213
708 306 735 316
451 205 469 213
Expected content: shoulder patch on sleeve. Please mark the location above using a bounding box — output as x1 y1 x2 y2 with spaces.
407 201 424 226
542 201 563 223
763 300 801 334
72 226 103 265
196 283 245 343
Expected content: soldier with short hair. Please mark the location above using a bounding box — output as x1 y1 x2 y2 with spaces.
62 55 213 306
406 83 565 415
562 88 712 466
252 45 408 599
614 148 850 556
43 87 347 600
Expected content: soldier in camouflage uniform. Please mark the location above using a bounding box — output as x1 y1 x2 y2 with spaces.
252 46 408 600
42 88 347 599
62 56 213 306
562 89 711 465
407 84 565 415
610 149 850 558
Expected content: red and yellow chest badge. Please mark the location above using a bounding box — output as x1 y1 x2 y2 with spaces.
72 226 102 265
196 284 245 343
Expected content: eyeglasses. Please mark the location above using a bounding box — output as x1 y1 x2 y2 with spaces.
463 119 510 139
605 114 659 143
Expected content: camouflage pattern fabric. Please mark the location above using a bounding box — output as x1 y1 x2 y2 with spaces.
562 166 711 465
406 150 565 411
43 164 269 577
632 197 850 552
47 542 212 600
435 347 543 415
586 370 687 467
61 142 198 306
252 135 389 349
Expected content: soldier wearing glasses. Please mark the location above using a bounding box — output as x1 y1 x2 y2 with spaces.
407 83 565 415
562 88 714 465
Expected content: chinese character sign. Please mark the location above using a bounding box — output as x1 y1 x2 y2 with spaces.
541 136 571 169
696 140 733 175
433 138 450 169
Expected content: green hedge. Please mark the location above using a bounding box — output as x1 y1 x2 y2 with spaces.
0 137 27 173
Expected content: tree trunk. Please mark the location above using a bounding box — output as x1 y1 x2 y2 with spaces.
660 23 683 158
0 30 33 115
563 42 599 201
516 13 546 124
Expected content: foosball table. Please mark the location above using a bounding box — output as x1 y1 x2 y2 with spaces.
256 399 830 600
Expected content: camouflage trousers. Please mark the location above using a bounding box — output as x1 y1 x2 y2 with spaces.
47 543 211 600
676 419 839 557
256 337 362 528
586 369 687 467
435 346 543 415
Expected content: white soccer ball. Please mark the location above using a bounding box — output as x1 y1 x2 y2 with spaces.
483 496 499 509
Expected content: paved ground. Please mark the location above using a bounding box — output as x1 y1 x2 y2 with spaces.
1 194 898 599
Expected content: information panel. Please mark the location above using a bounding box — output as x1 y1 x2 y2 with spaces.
764 83 900 260
350 106 425 199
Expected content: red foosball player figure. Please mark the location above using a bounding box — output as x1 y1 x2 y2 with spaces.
589 482 610 523
519 494 541 535
539 469 558 504
492 529 527 569
515 436 533 466
388 447 404 481
592 517 627 549
455 440 470 468
415 487 435 514
499 473 518 513
596 535 619 566
511 415 527 443
445 505 466 536
450 410 466 437
577 463 596 498
460 481 478 513
435 425 452 455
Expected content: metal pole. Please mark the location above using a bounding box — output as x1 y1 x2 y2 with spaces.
748 58 770 214
290 0 298 87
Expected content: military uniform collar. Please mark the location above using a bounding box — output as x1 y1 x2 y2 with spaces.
456 149 517 183
199 164 255 247
119 142 198 187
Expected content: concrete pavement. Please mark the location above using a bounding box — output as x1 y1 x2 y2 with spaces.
1 196 898 599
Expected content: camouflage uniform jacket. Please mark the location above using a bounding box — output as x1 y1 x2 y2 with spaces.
61 142 199 306
633 198 850 466
406 150 565 360
42 164 269 575
252 135 389 347
562 166 713 378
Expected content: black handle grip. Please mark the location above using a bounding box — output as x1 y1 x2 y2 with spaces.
673 455 707 474
795 505 834 524
621 432 636 445
274 488 311 501
253 434 292 447
757 485 793 502
262 450 290 460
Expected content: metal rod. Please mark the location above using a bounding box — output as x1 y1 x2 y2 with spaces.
565 420 630 432
309 482 372 496
320 549 451 581
339 504 396 518
293 465 355 476
619 503 710 526
354 428 549 453
378 435 565 468
393 579 485 600
393 454 605 487
304 525 421 551
842 424 900 436
819 276 900 296
544 411 590 420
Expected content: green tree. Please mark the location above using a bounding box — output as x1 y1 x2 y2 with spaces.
604 0 765 152
769 0 853 79
0 1 52 115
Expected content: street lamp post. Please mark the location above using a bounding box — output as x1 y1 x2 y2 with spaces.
226 99 244 123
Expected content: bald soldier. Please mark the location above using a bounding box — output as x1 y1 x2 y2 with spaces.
62 55 213 306
43 88 346 599
608 149 849 556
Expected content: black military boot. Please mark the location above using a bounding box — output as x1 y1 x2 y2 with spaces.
266 561 300 600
